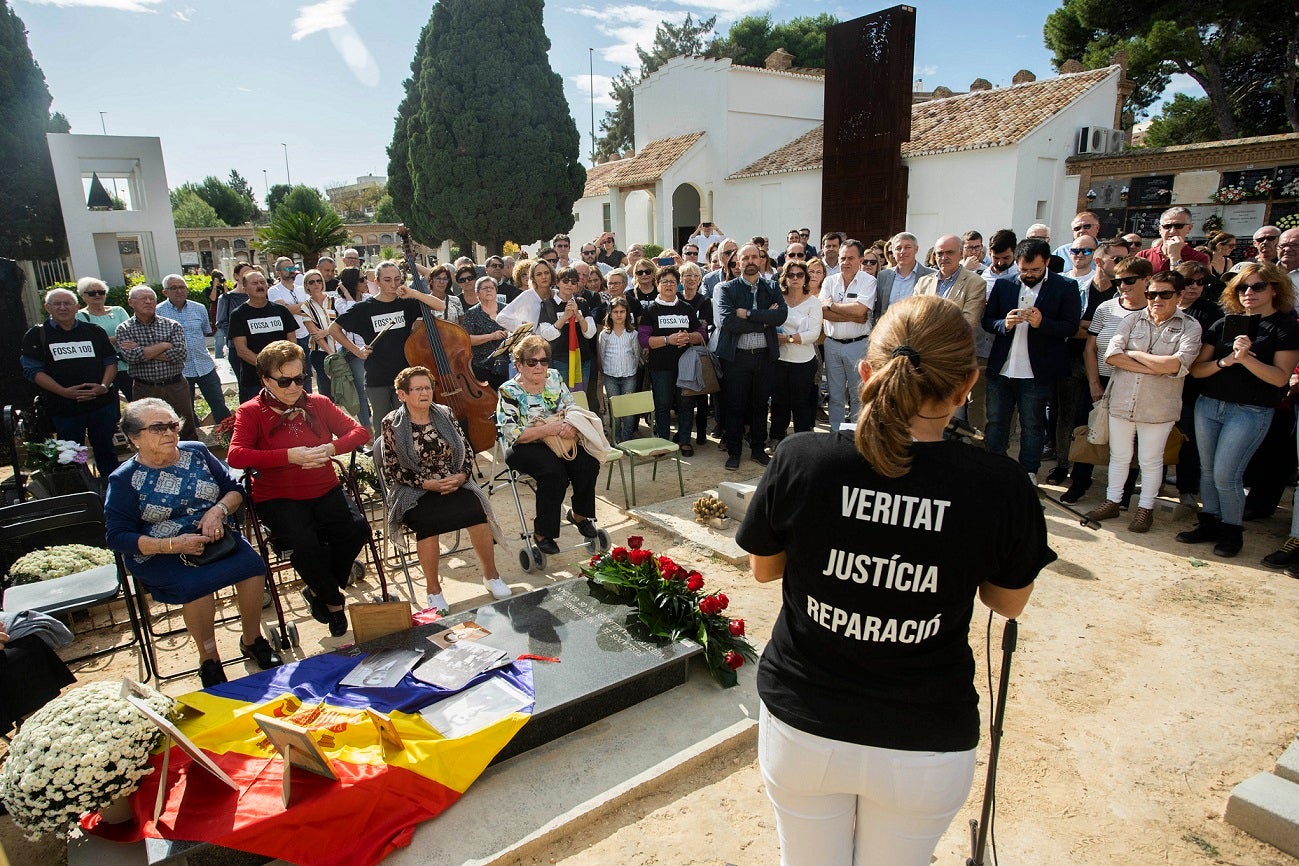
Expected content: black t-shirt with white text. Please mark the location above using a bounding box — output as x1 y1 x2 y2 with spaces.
638 299 702 371
1199 311 1299 407
334 296 427 388
737 431 1054 752
21 320 117 415
227 301 297 387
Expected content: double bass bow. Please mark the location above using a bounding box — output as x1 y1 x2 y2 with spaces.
397 226 499 454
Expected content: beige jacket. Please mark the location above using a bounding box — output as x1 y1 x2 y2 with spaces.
914 267 987 333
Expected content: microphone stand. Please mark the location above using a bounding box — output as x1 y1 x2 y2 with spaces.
967 618 1017 866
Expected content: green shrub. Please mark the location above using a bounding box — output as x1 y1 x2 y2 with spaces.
641 244 664 259
51 277 211 310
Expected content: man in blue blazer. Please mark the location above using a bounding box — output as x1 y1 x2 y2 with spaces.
980 238 1081 476
871 232 936 323
717 243 787 470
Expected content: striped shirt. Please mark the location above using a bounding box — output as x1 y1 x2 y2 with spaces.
599 328 640 377
157 299 216 378
1087 297 1144 378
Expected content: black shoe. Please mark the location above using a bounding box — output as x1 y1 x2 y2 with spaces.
534 535 561 555
679 443 694 457
724 455 740 471
1059 482 1090 504
328 608 349 637
567 510 598 539
199 658 227 688
1041 446 1056 461
696 435 707 445
1044 466 1070 485
1262 536 1299 568
1285 564 1299 580
1213 524 1244 557
751 451 771 466
302 587 329 624
240 635 283 670
1176 512 1221 544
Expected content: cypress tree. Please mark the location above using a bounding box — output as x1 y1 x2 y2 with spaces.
389 0 585 255
0 0 66 259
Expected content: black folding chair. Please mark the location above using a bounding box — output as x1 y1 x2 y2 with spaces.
0 492 151 681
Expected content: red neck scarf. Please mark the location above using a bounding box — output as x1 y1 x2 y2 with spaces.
257 389 323 437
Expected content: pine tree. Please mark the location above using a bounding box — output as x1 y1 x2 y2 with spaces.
389 0 585 254
0 0 67 259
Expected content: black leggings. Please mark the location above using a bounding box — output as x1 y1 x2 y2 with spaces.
256 486 370 606
506 441 599 540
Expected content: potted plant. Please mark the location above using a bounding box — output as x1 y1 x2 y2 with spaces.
692 495 729 529
23 438 95 498
6 543 114 589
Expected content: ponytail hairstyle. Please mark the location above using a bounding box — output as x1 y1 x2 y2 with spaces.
855 295 977 477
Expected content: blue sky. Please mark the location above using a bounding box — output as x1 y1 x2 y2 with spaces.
14 0 1190 202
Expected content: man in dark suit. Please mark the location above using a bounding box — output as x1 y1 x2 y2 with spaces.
717 243 787 471
980 238 1081 477
872 232 936 323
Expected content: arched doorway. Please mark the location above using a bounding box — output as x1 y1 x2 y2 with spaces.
671 183 701 251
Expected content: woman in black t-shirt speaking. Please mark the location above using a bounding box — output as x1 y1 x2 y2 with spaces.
737 294 1054 866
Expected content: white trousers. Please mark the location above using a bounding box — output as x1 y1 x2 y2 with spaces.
1106 416 1174 509
758 702 977 866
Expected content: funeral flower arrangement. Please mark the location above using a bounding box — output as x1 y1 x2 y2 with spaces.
1282 178 1299 198
1254 176 1275 197
1211 184 1247 205
24 438 89 474
7 543 114 586
582 535 757 687
0 681 175 839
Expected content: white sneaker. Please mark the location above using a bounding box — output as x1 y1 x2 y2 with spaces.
484 577 512 600
426 592 448 613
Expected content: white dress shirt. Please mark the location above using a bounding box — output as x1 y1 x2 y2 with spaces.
819 270 876 340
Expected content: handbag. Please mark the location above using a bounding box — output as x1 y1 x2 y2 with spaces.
180 523 241 567
1069 424 1109 465
1163 424 1188 466
1086 381 1113 445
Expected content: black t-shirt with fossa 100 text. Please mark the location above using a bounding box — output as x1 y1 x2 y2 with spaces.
737 431 1055 753
334 296 428 388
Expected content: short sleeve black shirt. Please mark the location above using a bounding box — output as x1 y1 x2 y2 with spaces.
638 299 701 371
1199 311 1299 407
737 432 1055 752
334 296 427 387
21 320 117 414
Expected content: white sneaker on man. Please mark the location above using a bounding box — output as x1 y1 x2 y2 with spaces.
484 577 512 600
426 592 448 614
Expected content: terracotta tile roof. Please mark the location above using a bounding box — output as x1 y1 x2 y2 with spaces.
582 160 624 198
733 63 825 80
727 67 1118 179
606 132 705 188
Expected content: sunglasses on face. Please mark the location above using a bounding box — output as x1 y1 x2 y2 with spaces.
305 278 323 284
1072 224 1095 231
1255 236 1279 243
787 272 807 279
862 259 879 266
635 270 653 276
559 276 578 284
1115 275 1144 286
787 253 806 259
1069 248 1095 256
84 289 107 297
143 421 181 434
1183 278 1206 286
457 276 474 283
1237 282 1272 294
520 357 550 368
1145 290 1178 300
267 374 307 387
1160 223 1189 231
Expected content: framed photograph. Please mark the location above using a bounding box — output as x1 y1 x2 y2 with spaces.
254 714 337 781
121 683 237 790
427 620 492 650
339 648 424 689
418 676 532 740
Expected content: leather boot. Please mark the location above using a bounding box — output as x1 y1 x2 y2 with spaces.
1213 523 1244 557
1176 512 1220 544
1127 507 1154 533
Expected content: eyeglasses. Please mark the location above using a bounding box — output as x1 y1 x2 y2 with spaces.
1185 278 1206 286
558 276 578 284
1115 275 1144 285
1280 242 1299 250
786 253 806 259
635 269 653 276
581 249 597 256
787 272 807 279
1144 290 1178 300
143 421 181 434
83 289 107 297
520 357 550 368
1237 282 1272 294
305 278 323 284
1072 224 1096 232
862 259 879 266
1255 235 1280 243
1069 248 1095 256
1160 223 1189 230
456 276 474 283
266 374 307 387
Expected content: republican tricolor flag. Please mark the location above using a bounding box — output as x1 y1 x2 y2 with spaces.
568 315 582 388
85 653 533 866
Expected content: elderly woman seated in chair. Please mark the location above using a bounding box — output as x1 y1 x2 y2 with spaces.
379 366 512 614
105 397 281 688
495 335 601 555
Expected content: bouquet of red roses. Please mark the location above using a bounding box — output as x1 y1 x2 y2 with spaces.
582 535 756 687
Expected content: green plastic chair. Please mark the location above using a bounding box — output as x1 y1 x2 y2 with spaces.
607 391 684 506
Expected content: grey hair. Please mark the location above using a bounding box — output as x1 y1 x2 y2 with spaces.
607 268 629 285
45 287 78 304
475 276 498 293
1160 206 1192 223
121 398 179 437
161 273 186 289
76 277 109 295
316 255 335 265
343 248 360 257
680 262 703 280
128 286 158 301
890 232 920 247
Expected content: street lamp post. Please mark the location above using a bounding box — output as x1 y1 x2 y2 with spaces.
281 143 291 186
98 112 107 135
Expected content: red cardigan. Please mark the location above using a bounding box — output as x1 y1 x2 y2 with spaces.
227 393 370 502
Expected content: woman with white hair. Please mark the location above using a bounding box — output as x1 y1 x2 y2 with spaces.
75 277 132 399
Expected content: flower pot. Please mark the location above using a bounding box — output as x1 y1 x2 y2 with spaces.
707 517 727 530
27 465 95 498
97 794 134 825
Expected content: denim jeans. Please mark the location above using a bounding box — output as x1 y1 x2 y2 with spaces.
603 373 638 443
214 326 228 360
296 336 314 392
823 337 866 429
345 351 370 430
188 369 230 424
1195 395 1273 525
984 375 1053 472
649 368 695 444
550 358 591 389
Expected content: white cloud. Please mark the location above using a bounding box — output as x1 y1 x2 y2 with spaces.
571 74 617 107
567 0 777 68
918 64 937 77
22 0 164 10
329 25 380 87
172 6 192 21
291 0 356 41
